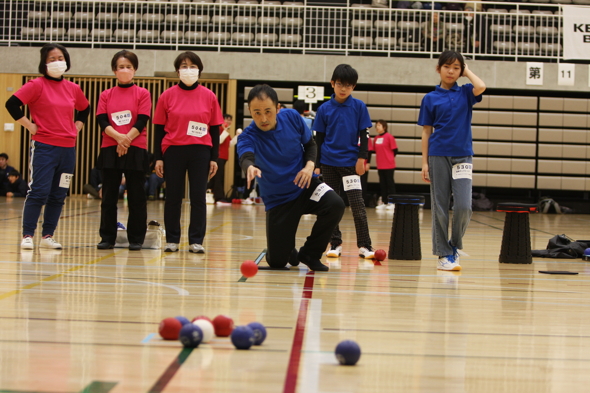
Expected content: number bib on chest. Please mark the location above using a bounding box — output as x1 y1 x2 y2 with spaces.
59 173 73 188
376 138 384 145
452 163 473 180
310 183 332 202
343 175 362 191
111 110 132 126
187 121 208 137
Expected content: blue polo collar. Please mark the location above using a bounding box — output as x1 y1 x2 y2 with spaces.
330 94 353 106
435 83 460 93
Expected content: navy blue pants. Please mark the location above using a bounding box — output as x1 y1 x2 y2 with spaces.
23 141 76 237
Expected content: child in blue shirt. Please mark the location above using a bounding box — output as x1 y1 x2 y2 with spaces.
418 50 486 271
314 64 375 259
237 84 345 272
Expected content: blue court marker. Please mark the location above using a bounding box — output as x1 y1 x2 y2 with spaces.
142 333 156 343
147 348 193 393
238 249 267 282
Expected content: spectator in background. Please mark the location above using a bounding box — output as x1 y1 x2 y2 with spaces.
463 5 490 57
0 152 16 196
371 120 398 210
423 12 445 53
83 166 102 199
208 114 233 204
5 170 29 198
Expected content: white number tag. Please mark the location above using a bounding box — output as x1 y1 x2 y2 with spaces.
343 175 362 191
187 121 208 137
452 163 473 180
111 110 132 126
376 138 384 145
310 183 332 202
59 173 73 188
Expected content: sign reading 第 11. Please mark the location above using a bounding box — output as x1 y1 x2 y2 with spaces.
298 86 325 104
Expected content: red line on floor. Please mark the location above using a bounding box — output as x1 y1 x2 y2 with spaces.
283 271 315 393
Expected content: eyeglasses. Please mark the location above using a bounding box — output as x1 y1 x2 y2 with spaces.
335 82 353 89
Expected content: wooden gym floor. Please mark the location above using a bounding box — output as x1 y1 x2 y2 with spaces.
1 196 590 392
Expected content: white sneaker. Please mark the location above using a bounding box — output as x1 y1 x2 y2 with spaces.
326 245 342 258
165 243 179 252
242 198 254 205
376 204 387 210
21 237 34 250
359 247 375 259
40 236 62 249
386 203 395 210
437 255 462 271
189 244 205 253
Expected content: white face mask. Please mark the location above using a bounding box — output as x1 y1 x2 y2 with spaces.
179 68 199 86
46 60 67 78
465 16 473 22
116 68 135 84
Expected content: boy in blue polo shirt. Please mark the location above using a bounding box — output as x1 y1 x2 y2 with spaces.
418 50 486 271
237 84 345 272
314 64 375 259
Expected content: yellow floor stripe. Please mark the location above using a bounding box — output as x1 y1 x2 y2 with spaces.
0 251 123 301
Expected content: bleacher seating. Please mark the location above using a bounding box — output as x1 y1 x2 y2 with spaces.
1 0 562 57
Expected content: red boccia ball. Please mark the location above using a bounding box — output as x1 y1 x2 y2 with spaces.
212 315 235 337
191 315 212 323
159 317 183 340
240 260 258 278
374 249 386 261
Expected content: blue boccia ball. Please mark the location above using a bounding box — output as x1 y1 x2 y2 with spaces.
335 340 361 365
247 322 267 345
179 324 203 348
231 326 255 350
585 248 590 256
175 316 191 326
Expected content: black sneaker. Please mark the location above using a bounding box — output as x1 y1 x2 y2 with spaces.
297 248 329 272
129 243 142 251
97 242 114 250
289 248 300 266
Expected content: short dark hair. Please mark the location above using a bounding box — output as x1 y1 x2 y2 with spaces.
0 153 8 160
376 120 388 132
224 114 233 120
111 50 139 71
39 43 71 76
247 84 279 107
293 100 306 115
173 51 204 73
8 170 19 178
331 64 358 86
438 50 465 76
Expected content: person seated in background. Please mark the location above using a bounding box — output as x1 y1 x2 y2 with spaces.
0 152 16 196
5 170 29 198
423 12 445 53
83 166 102 199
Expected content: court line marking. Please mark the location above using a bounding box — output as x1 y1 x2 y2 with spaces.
283 271 315 393
147 348 193 393
238 248 267 282
0 252 122 302
141 333 156 344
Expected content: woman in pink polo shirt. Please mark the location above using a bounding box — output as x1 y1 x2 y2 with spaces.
96 50 151 251
5 43 89 250
153 52 224 253
372 120 398 210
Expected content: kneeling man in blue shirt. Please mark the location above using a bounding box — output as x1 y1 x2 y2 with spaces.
237 84 345 271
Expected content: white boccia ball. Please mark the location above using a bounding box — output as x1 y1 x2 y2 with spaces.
193 319 215 343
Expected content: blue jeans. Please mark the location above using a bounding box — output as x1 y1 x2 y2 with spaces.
148 172 165 197
428 156 472 257
23 141 76 237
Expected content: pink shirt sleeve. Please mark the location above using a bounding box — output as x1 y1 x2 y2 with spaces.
153 91 168 125
138 88 152 117
209 92 223 126
74 84 89 111
96 89 109 116
14 79 42 105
